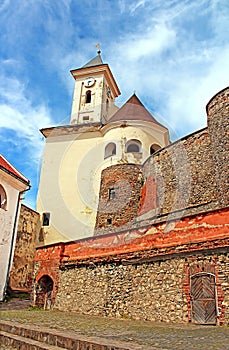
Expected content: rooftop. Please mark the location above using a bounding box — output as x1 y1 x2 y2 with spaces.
108 94 164 126
0 154 30 185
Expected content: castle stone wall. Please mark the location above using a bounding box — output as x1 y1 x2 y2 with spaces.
54 250 229 325
95 164 143 235
140 128 218 220
207 86 229 208
54 258 188 322
9 205 41 292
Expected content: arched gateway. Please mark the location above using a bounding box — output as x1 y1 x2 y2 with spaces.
35 275 53 309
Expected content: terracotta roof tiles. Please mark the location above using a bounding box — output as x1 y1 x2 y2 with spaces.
108 94 163 126
0 154 30 185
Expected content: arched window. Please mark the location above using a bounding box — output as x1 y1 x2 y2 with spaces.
104 142 116 159
150 144 161 155
0 185 7 210
85 90 91 103
125 139 142 153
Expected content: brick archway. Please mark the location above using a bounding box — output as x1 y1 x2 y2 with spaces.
35 274 54 309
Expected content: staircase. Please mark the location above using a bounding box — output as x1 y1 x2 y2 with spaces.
0 320 148 350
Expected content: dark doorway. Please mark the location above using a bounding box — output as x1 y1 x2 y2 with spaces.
190 273 217 324
36 275 53 309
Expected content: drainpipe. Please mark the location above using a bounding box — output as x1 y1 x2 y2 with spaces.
3 185 31 300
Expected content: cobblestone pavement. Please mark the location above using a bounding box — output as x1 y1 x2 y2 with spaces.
1 308 229 350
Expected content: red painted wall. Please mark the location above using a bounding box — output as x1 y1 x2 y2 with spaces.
35 207 229 269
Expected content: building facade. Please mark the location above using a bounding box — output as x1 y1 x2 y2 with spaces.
37 53 169 244
34 53 229 325
0 155 30 301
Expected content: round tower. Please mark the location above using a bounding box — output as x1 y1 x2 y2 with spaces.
206 86 229 208
94 163 143 235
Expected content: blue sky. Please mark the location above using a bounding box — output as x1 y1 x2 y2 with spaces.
0 0 228 209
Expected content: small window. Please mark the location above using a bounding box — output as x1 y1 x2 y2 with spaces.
42 212 50 226
85 90 91 104
109 188 116 200
83 115 89 121
104 142 116 159
150 144 161 154
125 139 142 153
0 185 7 210
107 218 112 225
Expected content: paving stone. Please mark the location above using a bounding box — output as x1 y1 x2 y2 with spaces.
1 309 229 349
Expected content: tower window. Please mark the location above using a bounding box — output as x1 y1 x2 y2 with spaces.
42 212 50 226
0 185 7 210
83 116 89 121
85 90 92 104
109 188 116 200
150 144 161 154
107 218 112 225
104 142 116 159
125 139 142 153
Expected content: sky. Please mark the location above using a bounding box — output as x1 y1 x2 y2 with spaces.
0 0 228 209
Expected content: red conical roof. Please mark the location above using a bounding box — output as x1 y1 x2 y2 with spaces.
108 94 161 125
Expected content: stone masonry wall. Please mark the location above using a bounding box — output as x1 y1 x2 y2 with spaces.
139 128 218 220
9 204 41 292
54 258 188 323
95 164 143 235
206 86 229 208
54 250 229 325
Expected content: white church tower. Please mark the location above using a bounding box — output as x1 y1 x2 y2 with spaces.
70 49 120 124
37 50 170 245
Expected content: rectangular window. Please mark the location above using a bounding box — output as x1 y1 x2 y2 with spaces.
42 212 50 226
107 218 112 225
83 115 89 121
109 188 116 200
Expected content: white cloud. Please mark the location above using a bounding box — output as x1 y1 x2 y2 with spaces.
105 0 229 138
122 22 176 61
0 73 53 162
129 0 147 13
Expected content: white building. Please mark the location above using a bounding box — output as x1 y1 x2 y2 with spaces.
0 154 30 301
37 52 170 244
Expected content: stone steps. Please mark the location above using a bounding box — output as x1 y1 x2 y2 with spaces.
0 330 66 350
0 320 149 350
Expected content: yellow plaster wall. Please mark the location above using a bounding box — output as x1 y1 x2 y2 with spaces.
37 123 167 245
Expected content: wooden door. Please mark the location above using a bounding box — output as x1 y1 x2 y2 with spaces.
190 273 217 324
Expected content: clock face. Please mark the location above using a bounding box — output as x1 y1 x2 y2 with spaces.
84 77 95 87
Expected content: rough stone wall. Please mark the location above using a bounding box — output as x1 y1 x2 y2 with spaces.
94 164 143 235
54 250 229 325
34 207 229 324
54 258 188 323
139 128 218 220
206 86 229 208
9 205 41 292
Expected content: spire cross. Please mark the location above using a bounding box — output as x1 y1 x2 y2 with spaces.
95 42 101 54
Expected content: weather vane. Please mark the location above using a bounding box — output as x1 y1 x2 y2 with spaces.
95 42 101 54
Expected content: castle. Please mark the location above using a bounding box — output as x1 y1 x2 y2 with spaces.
34 52 229 325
